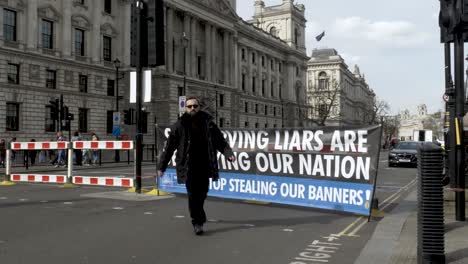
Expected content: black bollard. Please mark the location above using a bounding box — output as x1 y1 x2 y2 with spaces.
417 142 445 264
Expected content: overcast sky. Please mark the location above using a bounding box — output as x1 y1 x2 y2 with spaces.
236 0 444 115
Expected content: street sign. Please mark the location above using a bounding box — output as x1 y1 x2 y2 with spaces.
443 94 449 102
179 96 186 116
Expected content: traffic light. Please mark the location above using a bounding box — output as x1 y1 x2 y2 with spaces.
439 0 468 42
59 94 64 121
49 98 59 121
130 0 165 67
124 109 133 125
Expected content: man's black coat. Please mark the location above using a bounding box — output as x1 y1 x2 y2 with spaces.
158 111 234 184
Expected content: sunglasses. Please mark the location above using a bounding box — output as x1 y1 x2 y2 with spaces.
186 104 199 109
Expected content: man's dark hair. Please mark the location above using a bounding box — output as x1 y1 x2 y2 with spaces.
186 96 199 103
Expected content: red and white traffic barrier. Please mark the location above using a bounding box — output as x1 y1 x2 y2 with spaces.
11 174 67 183
11 141 69 150
73 141 133 150
72 176 133 187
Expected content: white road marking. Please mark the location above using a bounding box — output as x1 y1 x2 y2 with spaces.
0 197 7 200
144 212 153 215
19 198 28 202
63 202 73 205
40 200 48 203
283 228 294 232
244 224 255 227
207 219 219 222
174 215 185 218
113 207 124 210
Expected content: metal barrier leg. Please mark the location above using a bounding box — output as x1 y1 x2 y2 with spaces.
61 144 77 188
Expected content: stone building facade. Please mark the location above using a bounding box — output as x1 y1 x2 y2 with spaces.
306 48 375 126
0 0 308 143
0 0 131 142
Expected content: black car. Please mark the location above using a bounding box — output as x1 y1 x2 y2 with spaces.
388 141 421 167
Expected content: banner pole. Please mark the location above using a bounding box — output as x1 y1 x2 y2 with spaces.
368 121 384 222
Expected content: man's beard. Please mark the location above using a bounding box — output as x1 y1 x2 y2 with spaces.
188 110 198 117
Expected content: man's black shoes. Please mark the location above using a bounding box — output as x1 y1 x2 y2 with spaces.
193 224 204 235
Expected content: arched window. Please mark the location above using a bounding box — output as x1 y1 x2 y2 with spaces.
294 28 299 45
318 72 329 90
270 26 277 37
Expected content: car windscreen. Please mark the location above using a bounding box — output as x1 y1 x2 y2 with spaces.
395 142 418 149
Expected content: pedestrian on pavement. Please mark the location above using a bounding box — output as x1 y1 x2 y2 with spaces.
0 139 6 168
55 132 66 167
157 96 235 236
91 133 99 165
9 137 16 164
72 131 83 166
28 139 38 166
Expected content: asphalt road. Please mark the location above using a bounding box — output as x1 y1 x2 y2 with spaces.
0 151 417 264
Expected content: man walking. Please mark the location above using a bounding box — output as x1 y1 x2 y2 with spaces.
157 96 235 235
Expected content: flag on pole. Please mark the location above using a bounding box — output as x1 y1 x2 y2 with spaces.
315 31 325 41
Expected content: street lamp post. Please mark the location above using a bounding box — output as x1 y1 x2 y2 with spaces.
113 58 121 162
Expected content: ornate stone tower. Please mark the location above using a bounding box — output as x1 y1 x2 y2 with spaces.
252 0 306 54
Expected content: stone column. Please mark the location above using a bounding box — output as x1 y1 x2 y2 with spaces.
166 6 174 73
205 23 211 81
232 34 238 90
223 31 229 85
26 0 38 51
62 0 72 58
211 25 217 82
267 56 272 98
190 16 197 78
183 13 191 77
257 51 261 96
91 0 101 63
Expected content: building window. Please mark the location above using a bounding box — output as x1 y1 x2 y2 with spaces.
252 77 256 93
45 105 56 132
107 79 115 96
265 123 268 128
255 123 259 128
219 118 225 128
261 79 265 95
104 0 112 14
255 104 258 114
75 28 85 56
245 121 249 128
271 81 274 97
252 52 256 64
318 72 329 90
273 107 276 116
78 108 88 132
197 55 203 77
7 63 19 84
103 36 112 61
296 66 299 76
242 74 246 91
279 84 282 99
318 104 327 117
294 28 299 45
6 103 19 131
245 102 248 113
219 94 224 107
271 59 274 70
261 56 265 67
4 9 17 41
107 110 113 134
279 62 282 72
79 75 88 93
46 70 56 89
241 48 245 60
42 20 54 49
265 105 268 115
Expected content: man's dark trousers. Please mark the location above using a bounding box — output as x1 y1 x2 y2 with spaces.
185 174 210 226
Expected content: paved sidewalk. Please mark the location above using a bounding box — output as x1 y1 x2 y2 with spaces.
356 189 468 264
